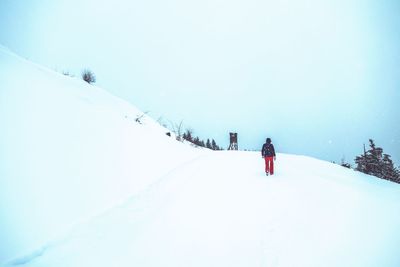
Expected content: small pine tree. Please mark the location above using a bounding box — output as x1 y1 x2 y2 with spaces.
183 129 193 142
382 154 398 182
355 144 368 174
396 167 400 183
367 139 383 177
193 137 200 146
211 139 217 150
206 139 212 149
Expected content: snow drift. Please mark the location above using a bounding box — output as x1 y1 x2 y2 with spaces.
1 46 400 267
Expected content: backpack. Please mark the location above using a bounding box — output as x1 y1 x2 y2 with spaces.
263 143 273 157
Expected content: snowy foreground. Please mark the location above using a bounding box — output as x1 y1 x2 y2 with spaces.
1 46 400 267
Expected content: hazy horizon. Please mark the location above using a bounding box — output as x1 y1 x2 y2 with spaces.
1 0 399 164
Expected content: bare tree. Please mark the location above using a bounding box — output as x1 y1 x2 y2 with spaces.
156 116 168 128
169 120 184 141
135 111 149 124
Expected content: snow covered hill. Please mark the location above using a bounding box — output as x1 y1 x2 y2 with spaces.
1 46 400 267
0 46 200 263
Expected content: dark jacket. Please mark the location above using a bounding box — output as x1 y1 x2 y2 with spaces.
261 143 276 157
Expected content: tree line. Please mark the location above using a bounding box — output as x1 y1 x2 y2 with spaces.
353 139 400 184
182 130 223 151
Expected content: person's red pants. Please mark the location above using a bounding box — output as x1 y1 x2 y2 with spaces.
264 156 274 175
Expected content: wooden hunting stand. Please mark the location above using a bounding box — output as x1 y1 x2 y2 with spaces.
228 132 238 150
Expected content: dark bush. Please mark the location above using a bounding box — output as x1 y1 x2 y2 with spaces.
81 69 96 84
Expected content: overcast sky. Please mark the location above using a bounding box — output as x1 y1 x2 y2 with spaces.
1 0 399 164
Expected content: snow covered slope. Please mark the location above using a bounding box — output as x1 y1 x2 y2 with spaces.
4 152 400 267
0 46 200 263
1 46 400 267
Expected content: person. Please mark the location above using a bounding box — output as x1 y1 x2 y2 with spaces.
261 138 276 176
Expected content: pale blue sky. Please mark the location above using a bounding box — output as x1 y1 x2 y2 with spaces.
1 0 399 164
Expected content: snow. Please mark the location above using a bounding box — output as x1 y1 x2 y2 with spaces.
1 46 400 267
0 46 200 263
